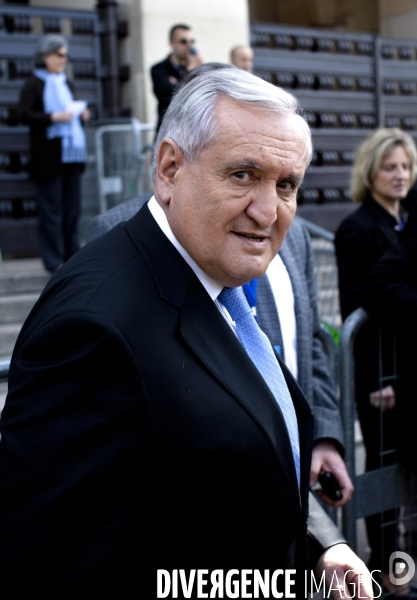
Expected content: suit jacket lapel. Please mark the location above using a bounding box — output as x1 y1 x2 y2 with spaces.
256 274 285 358
180 276 308 511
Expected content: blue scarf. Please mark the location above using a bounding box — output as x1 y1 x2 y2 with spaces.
35 69 86 163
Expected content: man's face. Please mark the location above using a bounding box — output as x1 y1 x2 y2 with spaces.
170 28 195 62
158 97 309 288
232 47 254 72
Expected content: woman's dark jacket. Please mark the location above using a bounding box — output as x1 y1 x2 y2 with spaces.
18 74 82 182
335 197 400 399
335 196 401 465
360 199 417 473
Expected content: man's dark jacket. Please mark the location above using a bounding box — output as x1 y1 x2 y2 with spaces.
0 205 343 598
151 55 187 132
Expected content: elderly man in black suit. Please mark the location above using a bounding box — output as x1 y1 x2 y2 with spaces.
88 199 354 508
0 70 371 599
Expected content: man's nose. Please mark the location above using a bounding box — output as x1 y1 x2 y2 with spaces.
245 186 278 227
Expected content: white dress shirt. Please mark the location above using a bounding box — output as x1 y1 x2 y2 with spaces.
266 255 298 379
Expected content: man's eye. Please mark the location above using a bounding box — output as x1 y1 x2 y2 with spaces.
278 180 295 192
233 171 251 182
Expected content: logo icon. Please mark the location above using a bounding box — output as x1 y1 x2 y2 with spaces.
389 551 415 586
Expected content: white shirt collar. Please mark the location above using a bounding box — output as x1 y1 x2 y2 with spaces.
148 196 223 301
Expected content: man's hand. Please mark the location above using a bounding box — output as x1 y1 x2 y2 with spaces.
316 544 374 600
311 440 354 507
369 385 395 411
186 51 204 71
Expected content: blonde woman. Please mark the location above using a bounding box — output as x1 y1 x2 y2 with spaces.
335 128 417 596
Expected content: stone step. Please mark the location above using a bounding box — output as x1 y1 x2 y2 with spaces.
0 323 21 358
0 293 39 325
0 270 50 295
0 259 49 359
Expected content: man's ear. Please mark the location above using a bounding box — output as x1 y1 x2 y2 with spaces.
154 139 185 207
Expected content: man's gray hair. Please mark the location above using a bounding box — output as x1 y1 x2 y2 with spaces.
152 69 312 181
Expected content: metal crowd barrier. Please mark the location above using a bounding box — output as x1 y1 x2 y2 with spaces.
339 308 417 555
0 357 10 381
94 118 155 214
301 220 417 556
297 215 341 331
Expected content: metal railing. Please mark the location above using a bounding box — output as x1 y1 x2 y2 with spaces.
94 118 155 214
0 357 10 381
298 215 341 331
339 308 417 556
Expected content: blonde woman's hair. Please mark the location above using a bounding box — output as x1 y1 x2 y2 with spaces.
350 128 417 203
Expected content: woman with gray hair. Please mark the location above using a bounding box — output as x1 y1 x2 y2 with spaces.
335 128 417 596
19 34 90 273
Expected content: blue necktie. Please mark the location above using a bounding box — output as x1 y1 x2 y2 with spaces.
219 286 300 487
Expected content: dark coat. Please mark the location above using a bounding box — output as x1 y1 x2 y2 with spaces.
361 205 417 473
335 196 400 470
335 196 399 322
18 74 81 182
150 55 187 132
0 205 343 598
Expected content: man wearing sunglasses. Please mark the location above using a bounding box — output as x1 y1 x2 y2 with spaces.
151 23 203 133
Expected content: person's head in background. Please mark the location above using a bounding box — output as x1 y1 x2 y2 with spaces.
176 62 235 91
230 45 254 72
169 23 196 66
35 34 69 74
350 128 417 214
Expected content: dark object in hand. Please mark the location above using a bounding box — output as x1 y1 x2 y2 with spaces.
318 471 343 501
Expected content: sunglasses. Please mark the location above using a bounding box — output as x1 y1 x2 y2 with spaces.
178 39 195 45
55 51 68 58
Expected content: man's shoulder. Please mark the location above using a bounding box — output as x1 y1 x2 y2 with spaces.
16 219 158 349
87 192 152 243
151 55 172 74
286 218 309 243
40 224 143 310
280 218 310 259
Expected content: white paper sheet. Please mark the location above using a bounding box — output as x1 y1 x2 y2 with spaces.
66 100 87 116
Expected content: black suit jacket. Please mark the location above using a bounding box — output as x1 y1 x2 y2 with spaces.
150 56 187 132
0 205 343 598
